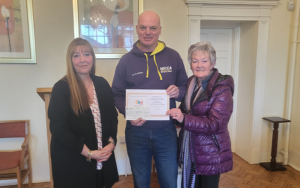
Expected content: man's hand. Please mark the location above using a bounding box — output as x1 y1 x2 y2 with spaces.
166 85 179 99
130 118 146 126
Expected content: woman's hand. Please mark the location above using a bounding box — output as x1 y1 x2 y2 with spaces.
82 144 112 162
103 142 115 153
91 148 112 162
166 108 184 123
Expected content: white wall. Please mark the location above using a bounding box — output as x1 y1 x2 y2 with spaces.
0 0 188 185
261 0 293 163
289 43 300 170
234 21 258 162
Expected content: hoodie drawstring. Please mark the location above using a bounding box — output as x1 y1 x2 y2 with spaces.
144 53 149 78
144 53 163 80
153 55 163 80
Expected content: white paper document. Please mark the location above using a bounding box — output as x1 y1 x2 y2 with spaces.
125 106 150 120
126 89 170 120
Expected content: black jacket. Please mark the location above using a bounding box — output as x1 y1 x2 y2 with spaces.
48 74 119 188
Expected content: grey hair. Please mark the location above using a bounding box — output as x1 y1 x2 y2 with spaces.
188 41 216 65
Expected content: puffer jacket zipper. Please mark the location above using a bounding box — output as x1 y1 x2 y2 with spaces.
212 135 220 152
190 132 197 174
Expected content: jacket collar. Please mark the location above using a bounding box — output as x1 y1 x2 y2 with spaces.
200 69 216 92
205 68 219 98
193 68 219 104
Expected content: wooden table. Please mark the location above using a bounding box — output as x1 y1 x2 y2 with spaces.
37 88 53 188
260 117 291 171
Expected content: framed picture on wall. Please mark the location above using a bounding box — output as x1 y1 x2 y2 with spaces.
73 0 143 59
0 0 36 63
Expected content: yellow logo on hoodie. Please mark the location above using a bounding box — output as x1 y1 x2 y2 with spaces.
160 66 172 73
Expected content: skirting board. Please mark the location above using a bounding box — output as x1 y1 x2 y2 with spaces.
288 149 300 171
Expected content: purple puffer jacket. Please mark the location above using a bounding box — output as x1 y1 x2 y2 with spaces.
178 69 234 176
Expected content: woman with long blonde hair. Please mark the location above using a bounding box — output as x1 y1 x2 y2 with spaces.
48 38 119 188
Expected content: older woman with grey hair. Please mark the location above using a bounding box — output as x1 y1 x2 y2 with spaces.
167 41 234 188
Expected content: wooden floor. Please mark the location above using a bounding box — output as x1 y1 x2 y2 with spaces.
1 153 300 188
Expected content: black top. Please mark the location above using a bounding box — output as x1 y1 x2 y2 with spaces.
48 74 119 188
263 117 291 123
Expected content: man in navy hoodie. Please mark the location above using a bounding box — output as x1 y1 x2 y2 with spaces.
112 10 188 188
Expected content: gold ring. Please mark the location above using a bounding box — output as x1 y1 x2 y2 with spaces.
175 113 177 117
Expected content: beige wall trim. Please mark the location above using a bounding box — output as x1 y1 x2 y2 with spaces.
288 149 300 171
184 0 279 6
284 0 300 166
230 26 241 152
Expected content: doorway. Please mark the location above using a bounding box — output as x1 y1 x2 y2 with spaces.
199 21 259 163
200 21 241 153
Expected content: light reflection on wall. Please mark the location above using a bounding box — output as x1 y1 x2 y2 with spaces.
79 0 134 52
81 25 133 51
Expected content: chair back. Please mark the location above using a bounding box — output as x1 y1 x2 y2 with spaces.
0 121 28 138
0 120 32 187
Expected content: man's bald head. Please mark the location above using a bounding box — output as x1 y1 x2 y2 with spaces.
138 10 161 26
136 10 162 52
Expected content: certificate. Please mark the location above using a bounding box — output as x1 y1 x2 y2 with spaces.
126 89 170 120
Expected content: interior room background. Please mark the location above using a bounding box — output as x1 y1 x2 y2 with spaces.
0 0 300 185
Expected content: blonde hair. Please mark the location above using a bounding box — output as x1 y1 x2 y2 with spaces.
64 38 96 116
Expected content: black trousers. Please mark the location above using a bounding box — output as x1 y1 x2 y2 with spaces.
194 174 220 188
96 169 105 188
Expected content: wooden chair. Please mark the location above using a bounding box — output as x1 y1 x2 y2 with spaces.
0 120 32 188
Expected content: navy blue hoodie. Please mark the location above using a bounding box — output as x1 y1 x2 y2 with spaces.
112 41 188 129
